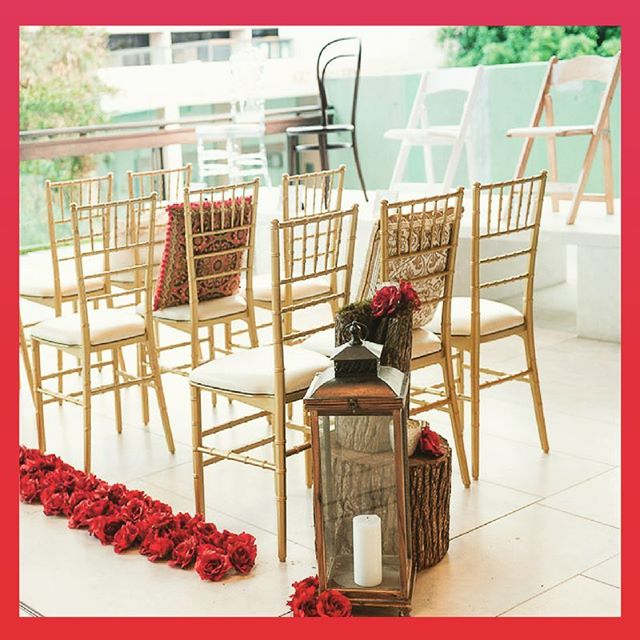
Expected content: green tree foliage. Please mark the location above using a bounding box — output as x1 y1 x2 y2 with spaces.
20 26 112 248
437 26 621 67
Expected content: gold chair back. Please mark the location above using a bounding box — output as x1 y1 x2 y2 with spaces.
70 195 160 343
471 171 548 324
182 179 260 328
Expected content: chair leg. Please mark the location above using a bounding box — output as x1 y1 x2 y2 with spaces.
470 342 481 481
287 135 299 175
602 128 615 215
566 134 600 225
111 348 122 434
318 133 329 172
145 340 175 454
523 330 549 453
138 344 150 425
246 313 259 349
224 323 232 354
455 349 465 431
191 384 205 514
543 95 560 212
273 401 287 562
56 350 64 405
441 358 470 488
442 137 465 192
32 339 46 452
81 351 93 474
20 324 35 404
206 326 217 408
351 133 368 201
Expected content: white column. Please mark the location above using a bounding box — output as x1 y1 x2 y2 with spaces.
150 29 184 172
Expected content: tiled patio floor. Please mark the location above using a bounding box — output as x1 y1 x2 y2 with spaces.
19 288 620 616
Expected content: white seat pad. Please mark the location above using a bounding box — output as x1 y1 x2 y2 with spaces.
20 272 104 299
302 328 335 357
412 328 442 358
30 308 146 346
428 298 524 336
137 295 247 323
506 124 594 138
252 274 332 302
190 345 331 396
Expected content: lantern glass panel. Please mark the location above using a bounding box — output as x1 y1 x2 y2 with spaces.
319 413 402 591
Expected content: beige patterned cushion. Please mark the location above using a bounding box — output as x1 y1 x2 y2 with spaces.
385 211 453 329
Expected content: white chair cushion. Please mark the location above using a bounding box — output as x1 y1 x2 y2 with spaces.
302 328 335 357
252 274 332 302
428 298 524 336
190 345 331 396
412 328 442 358
20 272 105 299
136 295 247 322
30 309 146 346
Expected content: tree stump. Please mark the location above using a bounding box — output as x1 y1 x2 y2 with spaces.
409 425 451 569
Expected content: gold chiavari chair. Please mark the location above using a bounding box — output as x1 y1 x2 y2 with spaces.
142 180 260 403
374 190 471 487
249 166 346 339
30 195 175 473
123 164 192 421
20 312 35 404
190 205 358 561
20 175 114 400
428 172 549 480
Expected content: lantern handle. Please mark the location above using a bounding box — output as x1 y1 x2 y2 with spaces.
344 321 368 345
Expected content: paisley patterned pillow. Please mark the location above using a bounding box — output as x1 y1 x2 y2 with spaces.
153 198 252 311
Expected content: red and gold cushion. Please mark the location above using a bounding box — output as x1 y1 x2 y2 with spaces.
153 197 252 311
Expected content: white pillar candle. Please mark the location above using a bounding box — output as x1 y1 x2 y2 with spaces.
353 514 383 587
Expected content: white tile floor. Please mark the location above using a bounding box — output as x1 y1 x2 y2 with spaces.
19 281 621 617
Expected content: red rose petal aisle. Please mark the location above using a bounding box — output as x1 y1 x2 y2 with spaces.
19 447 257 582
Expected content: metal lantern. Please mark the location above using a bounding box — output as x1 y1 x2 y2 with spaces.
303 322 414 615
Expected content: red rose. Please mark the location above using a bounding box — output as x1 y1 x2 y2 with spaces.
288 586 319 617
113 522 141 553
120 498 147 523
226 534 257 575
195 545 232 582
317 589 352 617
418 425 445 457
195 521 222 547
372 285 402 318
168 535 198 569
399 280 421 309
292 575 319 592
89 515 125 545
40 485 69 516
68 497 112 529
140 530 174 562
107 483 128 505
19 475 40 503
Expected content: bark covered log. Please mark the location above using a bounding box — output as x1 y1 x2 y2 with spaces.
409 431 451 569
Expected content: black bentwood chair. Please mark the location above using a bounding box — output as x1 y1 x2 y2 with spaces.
286 37 368 200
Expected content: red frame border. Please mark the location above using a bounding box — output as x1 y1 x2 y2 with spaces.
4 4 637 637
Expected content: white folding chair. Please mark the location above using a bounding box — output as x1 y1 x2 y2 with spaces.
507 53 620 225
385 65 484 195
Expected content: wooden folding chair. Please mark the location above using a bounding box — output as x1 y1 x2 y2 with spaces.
385 66 484 195
354 189 471 487
30 195 175 473
144 179 260 404
507 53 620 224
428 172 549 480
190 205 358 561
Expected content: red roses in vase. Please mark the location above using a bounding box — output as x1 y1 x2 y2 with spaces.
287 575 353 617
371 280 420 318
